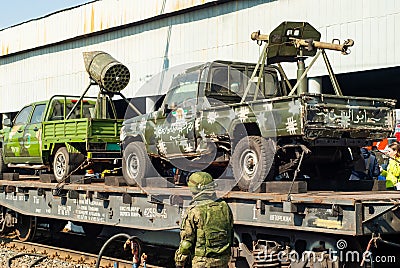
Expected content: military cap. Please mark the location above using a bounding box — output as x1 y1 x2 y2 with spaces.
187 172 214 192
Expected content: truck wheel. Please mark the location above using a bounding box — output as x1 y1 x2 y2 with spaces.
231 136 275 192
53 147 71 182
122 141 155 186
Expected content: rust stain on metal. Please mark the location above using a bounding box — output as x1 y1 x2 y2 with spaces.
91 6 95 32
2 45 9 56
83 11 88 33
174 0 181 11
312 198 324 203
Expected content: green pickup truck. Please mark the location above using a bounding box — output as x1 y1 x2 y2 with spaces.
121 22 396 192
0 95 123 182
1 50 132 183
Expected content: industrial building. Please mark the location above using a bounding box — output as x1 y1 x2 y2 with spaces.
1 0 400 120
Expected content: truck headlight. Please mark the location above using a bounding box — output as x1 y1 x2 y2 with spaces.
120 126 126 141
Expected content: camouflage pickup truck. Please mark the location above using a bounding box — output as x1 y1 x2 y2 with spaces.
121 22 396 192
0 95 122 182
0 51 131 182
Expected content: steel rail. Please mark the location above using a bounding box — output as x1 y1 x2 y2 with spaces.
1 240 161 268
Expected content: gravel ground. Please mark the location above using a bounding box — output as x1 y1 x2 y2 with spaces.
0 248 93 268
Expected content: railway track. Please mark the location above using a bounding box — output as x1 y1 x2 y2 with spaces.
0 238 163 268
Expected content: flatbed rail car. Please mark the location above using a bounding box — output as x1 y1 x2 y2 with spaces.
0 179 399 267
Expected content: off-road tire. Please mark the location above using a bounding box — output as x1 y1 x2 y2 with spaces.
53 147 71 183
122 141 156 186
231 136 275 192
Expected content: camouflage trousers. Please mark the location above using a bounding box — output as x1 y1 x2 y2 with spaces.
192 255 231 268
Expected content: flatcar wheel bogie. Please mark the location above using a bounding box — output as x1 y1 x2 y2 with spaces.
15 213 37 242
81 223 103 238
48 219 68 234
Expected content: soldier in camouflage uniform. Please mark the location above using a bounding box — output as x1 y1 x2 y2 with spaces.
175 172 234 268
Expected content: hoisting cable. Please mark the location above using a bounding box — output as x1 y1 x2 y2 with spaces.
52 159 91 196
286 145 311 202
374 149 400 164
377 237 400 248
29 255 48 268
360 234 400 266
95 233 141 268
7 253 47 268
286 151 305 202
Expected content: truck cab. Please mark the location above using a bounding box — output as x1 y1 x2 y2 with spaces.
2 100 47 164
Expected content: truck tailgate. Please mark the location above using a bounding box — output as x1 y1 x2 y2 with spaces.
42 118 123 143
302 93 396 140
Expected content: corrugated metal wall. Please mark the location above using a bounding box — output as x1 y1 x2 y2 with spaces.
1 0 400 113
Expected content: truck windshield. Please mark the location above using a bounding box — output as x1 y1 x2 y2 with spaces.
14 105 33 125
163 70 200 109
206 63 277 104
30 104 46 124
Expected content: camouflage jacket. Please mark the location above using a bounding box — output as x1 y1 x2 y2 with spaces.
175 193 234 267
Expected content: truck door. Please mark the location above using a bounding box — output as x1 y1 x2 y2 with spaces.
158 71 199 158
23 104 46 163
3 105 33 162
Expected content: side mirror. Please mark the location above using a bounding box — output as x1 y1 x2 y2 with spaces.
3 118 12 127
160 104 167 116
231 83 240 93
163 104 173 115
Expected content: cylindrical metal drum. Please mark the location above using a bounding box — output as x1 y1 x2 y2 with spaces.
83 51 130 92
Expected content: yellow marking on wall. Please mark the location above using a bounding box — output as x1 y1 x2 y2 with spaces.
314 218 343 229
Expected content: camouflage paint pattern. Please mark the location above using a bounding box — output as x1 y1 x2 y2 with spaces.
121 61 395 160
1 101 47 163
175 195 233 267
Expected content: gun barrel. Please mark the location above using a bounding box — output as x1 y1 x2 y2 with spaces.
251 31 269 41
83 51 130 92
251 29 354 55
295 39 354 54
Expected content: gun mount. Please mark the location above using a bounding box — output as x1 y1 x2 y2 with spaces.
248 21 354 97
